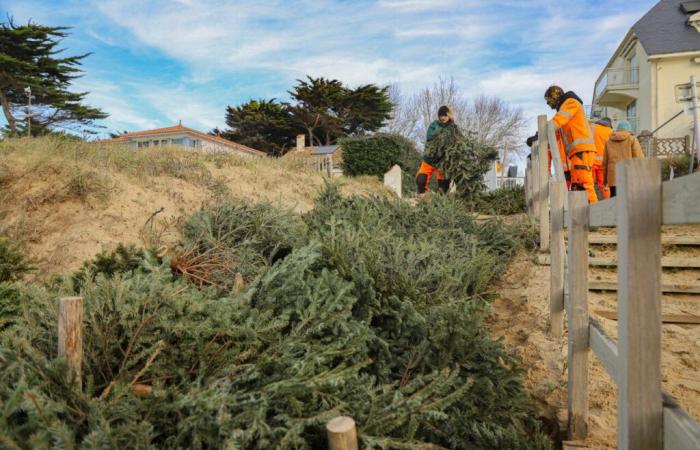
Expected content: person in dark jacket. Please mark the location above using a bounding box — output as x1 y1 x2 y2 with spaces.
416 105 453 195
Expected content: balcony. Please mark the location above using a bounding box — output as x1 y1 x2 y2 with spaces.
594 68 639 105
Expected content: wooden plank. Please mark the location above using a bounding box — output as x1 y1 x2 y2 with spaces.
525 161 533 217
589 196 617 228
548 121 567 183
589 318 619 384
595 310 700 325
58 296 83 388
537 254 700 269
586 171 700 227
538 115 550 252
550 181 566 337
588 281 700 295
662 172 700 225
588 235 700 246
532 143 541 219
587 257 700 268
662 391 700 450
567 191 589 440
616 158 663 450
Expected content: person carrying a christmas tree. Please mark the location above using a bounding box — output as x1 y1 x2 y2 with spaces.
416 105 455 195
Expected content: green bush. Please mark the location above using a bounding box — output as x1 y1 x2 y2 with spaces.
340 133 421 195
0 238 33 282
476 185 527 215
660 153 693 181
0 188 551 449
70 243 148 292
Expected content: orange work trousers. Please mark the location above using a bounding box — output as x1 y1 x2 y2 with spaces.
591 165 610 199
569 152 598 204
416 161 444 193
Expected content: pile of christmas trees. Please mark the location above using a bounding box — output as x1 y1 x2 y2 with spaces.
424 124 499 199
0 185 550 449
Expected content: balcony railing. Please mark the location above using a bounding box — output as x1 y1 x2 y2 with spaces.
594 67 639 99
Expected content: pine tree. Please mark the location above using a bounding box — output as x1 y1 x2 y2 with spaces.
0 17 107 136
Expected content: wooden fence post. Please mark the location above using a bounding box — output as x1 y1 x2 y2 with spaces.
532 142 541 220
58 296 83 387
538 115 550 251
616 158 662 450
525 160 533 216
567 191 589 440
549 181 566 337
326 416 359 450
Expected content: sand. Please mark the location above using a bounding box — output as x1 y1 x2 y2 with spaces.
487 225 700 448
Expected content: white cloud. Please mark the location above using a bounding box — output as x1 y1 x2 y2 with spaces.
3 0 660 142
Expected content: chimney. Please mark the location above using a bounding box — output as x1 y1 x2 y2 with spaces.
296 134 305 152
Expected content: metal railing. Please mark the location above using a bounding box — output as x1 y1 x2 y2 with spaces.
594 67 639 99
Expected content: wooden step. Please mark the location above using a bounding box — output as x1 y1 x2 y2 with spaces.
537 254 700 269
594 310 700 325
588 235 700 246
589 281 700 295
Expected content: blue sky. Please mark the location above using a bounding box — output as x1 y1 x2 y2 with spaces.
2 0 658 139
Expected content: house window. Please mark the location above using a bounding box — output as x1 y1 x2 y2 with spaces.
626 100 637 119
153 140 159 147
161 139 168 146
137 141 149 148
627 52 638 84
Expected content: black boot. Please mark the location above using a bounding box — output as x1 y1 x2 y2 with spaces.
437 179 450 194
416 174 428 194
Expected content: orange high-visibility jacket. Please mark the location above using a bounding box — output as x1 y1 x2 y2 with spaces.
591 123 613 168
551 97 596 158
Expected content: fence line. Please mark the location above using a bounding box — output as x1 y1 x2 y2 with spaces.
281 153 334 177
525 113 700 449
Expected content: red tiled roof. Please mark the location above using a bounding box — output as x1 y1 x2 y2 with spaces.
94 124 265 156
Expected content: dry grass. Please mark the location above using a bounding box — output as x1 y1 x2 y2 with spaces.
0 136 389 279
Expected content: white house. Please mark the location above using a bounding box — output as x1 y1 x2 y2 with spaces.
590 0 700 139
98 123 266 157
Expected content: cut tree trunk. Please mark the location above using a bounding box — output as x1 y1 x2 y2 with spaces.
0 89 17 134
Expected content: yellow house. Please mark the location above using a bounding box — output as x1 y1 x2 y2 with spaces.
591 0 700 139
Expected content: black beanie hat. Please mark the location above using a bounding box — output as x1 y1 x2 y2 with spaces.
438 105 450 117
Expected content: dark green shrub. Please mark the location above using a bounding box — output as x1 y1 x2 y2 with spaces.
0 189 551 449
0 238 33 282
71 243 147 292
340 133 421 195
476 185 527 215
660 153 693 181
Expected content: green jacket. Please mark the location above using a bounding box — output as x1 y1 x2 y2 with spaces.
423 120 453 166
426 120 443 143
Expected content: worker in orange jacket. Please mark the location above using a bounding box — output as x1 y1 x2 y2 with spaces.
545 86 598 204
591 118 613 199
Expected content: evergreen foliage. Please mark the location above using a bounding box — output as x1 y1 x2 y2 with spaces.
288 77 393 146
0 17 107 135
70 244 147 292
0 186 551 449
0 238 33 282
425 124 499 199
476 185 527 215
219 77 393 154
221 99 297 156
340 133 421 195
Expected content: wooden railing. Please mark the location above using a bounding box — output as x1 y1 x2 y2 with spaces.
527 114 700 449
